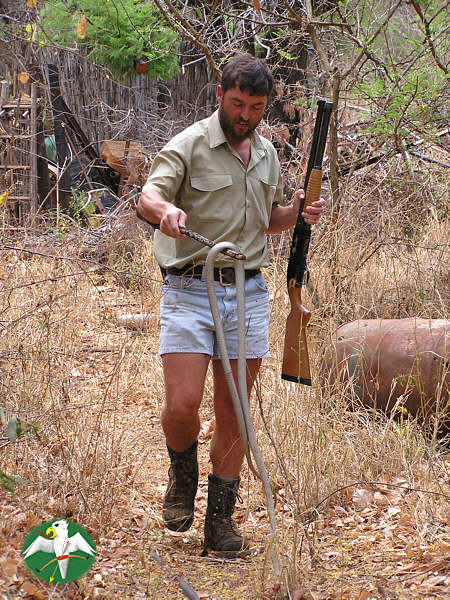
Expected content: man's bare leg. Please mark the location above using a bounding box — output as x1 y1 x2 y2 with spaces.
210 358 262 477
204 358 262 556
161 352 210 451
161 352 210 531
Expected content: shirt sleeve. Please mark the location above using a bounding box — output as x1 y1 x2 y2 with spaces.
271 169 284 207
145 145 186 204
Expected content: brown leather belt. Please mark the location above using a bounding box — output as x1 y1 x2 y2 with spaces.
165 264 260 286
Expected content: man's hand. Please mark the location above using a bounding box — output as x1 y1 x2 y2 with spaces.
267 190 326 234
292 190 326 225
302 197 326 225
159 204 187 238
137 186 187 238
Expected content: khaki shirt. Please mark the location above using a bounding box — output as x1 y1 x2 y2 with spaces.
146 110 283 269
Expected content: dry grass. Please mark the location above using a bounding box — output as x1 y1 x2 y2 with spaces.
0 157 448 599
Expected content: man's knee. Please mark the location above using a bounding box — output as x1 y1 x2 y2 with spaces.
163 392 201 425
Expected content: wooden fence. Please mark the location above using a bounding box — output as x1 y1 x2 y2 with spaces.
38 48 217 155
1 43 219 222
0 82 39 222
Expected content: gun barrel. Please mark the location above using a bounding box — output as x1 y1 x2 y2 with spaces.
303 100 333 201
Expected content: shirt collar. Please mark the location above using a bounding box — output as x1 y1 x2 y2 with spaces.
208 110 227 148
208 109 267 156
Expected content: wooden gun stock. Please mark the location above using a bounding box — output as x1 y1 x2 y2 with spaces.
281 276 312 384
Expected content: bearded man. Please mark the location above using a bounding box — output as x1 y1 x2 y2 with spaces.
137 54 324 556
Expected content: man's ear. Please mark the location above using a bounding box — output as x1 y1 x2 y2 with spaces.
216 84 223 103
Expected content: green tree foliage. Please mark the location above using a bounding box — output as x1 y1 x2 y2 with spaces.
337 0 449 146
38 0 179 80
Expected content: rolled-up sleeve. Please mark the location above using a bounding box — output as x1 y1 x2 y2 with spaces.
272 171 284 207
145 146 186 204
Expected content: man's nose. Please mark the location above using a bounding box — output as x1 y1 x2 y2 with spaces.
239 106 250 120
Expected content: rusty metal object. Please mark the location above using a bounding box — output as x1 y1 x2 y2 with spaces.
100 140 148 177
323 318 449 422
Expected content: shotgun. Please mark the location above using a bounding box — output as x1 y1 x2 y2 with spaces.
281 99 333 384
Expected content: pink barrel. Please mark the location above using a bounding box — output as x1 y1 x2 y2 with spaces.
323 318 449 421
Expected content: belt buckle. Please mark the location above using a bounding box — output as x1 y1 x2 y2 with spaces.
218 267 233 286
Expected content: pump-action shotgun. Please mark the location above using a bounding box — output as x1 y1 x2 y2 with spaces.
281 99 333 384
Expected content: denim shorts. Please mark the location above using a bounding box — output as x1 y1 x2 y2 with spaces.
159 271 270 359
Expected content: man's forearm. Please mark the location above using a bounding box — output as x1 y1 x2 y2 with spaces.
266 203 298 234
137 185 170 225
267 193 326 233
137 185 187 238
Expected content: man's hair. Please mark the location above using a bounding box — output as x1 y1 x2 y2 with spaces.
221 54 273 97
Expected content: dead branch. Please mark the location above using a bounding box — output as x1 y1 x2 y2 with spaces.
409 0 448 75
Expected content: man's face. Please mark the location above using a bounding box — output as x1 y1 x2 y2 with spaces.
217 85 267 142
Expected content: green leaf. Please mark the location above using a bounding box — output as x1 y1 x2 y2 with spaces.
7 415 19 442
13 474 28 485
37 0 179 79
0 469 16 495
24 421 41 441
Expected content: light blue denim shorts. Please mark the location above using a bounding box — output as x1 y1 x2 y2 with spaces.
159 271 270 359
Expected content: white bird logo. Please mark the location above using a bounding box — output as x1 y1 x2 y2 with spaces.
22 519 96 581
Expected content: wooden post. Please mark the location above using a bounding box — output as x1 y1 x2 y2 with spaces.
0 80 9 108
47 64 71 209
29 82 38 223
64 130 105 216
118 136 131 198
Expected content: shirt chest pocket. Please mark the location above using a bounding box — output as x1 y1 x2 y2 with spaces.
248 173 278 228
187 174 234 222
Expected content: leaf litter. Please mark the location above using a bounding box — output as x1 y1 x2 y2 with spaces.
0 230 448 599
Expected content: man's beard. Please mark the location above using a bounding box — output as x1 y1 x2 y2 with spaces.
218 105 257 142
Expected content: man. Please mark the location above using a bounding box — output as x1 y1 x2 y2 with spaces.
137 54 324 557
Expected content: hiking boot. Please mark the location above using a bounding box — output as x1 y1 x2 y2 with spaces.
163 441 198 532
203 472 250 557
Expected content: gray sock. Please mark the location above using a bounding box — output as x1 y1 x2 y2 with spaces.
211 473 239 484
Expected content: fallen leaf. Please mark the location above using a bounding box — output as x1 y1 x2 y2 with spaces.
21 580 46 599
333 505 348 517
373 491 389 507
76 14 86 39
252 0 261 15
386 506 402 518
291 587 314 600
1 559 17 576
93 572 105 586
405 542 417 558
111 546 130 558
352 488 374 511
397 514 415 528
199 419 215 441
